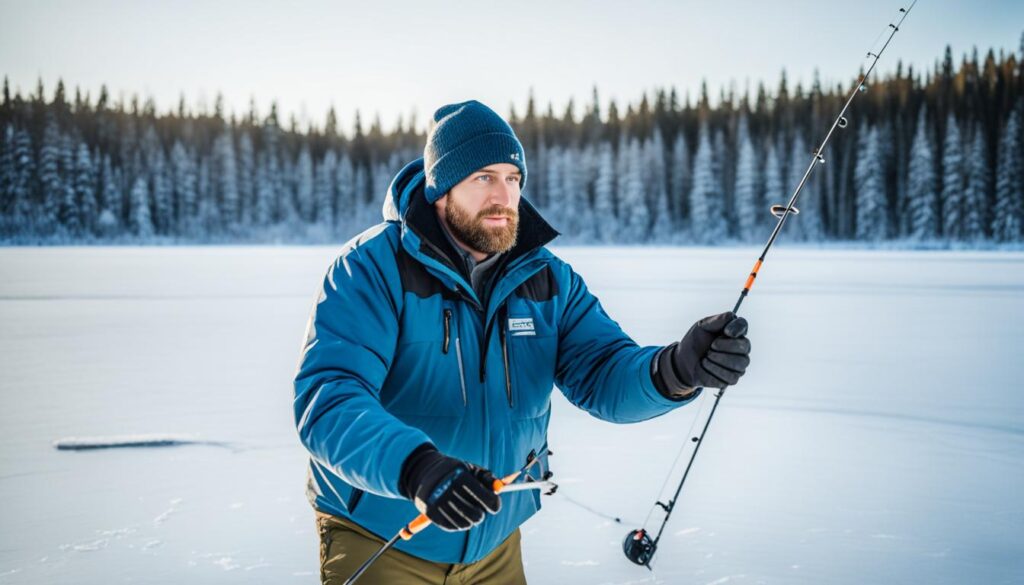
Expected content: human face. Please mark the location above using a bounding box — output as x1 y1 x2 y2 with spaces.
436 163 522 260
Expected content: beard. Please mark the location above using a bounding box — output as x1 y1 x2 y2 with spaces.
445 197 519 255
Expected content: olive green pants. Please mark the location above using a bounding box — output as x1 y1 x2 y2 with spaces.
317 511 528 585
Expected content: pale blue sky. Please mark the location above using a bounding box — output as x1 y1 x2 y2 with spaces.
1 0 1021 133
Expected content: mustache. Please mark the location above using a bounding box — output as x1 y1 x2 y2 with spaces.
476 205 518 220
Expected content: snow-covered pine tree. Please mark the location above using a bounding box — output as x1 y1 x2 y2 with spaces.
353 163 370 227
212 130 240 229
614 133 629 240
0 125 15 232
0 124 12 200
789 132 824 241
532 135 548 208
592 141 616 243
171 141 197 235
58 133 79 237
277 154 300 227
647 129 673 242
236 131 255 226
556 147 580 241
713 127 731 233
875 121 898 237
295 145 314 224
137 127 169 235
543 145 565 232
893 116 910 238
822 130 842 239
855 125 888 241
314 150 337 231
762 138 786 236
149 148 173 235
670 131 690 228
196 157 221 239
11 126 34 230
260 110 283 226
96 155 122 236
570 146 590 240
572 144 598 243
906 107 939 241
690 122 727 244
254 151 276 229
962 126 990 242
689 125 713 243
786 132 807 240
941 112 964 239
335 154 355 232
733 115 758 241
992 106 1022 242
620 138 649 243
128 175 154 237
74 141 97 236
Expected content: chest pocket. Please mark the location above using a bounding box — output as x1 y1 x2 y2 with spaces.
382 297 469 418
504 286 559 420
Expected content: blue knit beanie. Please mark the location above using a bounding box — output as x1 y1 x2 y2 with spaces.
423 100 527 203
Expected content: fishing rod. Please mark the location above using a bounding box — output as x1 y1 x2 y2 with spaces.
344 449 554 585
622 0 918 568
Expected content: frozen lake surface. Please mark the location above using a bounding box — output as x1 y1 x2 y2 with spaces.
1 246 1022 584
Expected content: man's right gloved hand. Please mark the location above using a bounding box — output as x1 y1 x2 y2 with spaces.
653 311 751 397
398 444 501 532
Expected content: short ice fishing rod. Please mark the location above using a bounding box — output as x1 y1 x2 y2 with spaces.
622 0 917 568
344 449 555 585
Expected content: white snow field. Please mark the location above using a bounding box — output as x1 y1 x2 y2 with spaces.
1 246 1022 584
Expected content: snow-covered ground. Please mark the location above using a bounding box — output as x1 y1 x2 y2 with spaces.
1 246 1022 584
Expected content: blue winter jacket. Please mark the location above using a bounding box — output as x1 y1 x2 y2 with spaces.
293 158 699 564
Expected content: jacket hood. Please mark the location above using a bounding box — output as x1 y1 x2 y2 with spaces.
382 157 427 222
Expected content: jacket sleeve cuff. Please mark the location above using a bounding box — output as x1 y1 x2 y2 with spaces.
398 442 439 500
649 346 702 404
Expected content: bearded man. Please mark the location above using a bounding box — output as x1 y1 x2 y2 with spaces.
294 100 752 584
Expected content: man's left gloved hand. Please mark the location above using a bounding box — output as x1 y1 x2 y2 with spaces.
652 311 751 399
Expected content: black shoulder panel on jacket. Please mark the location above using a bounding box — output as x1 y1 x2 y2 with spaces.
396 245 456 300
514 266 558 302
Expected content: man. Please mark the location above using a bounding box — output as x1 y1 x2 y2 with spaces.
294 100 751 584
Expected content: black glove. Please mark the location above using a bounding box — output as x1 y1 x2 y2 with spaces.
653 311 751 396
398 444 501 532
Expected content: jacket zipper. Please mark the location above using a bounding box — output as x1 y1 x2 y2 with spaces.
501 306 513 408
442 309 451 354
476 254 514 382
444 307 467 406
454 337 468 406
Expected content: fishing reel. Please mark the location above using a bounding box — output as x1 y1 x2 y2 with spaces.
622 528 656 567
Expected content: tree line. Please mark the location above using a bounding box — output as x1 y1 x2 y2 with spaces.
1 36 1022 246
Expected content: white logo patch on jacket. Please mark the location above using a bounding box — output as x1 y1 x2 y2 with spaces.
508 317 535 336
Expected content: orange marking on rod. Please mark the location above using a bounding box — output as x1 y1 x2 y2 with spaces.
401 514 431 540
743 259 763 291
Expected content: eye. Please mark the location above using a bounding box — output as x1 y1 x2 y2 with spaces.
476 174 492 182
